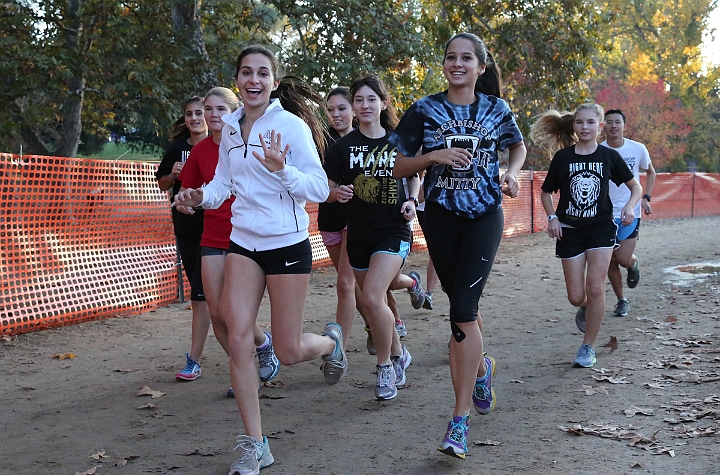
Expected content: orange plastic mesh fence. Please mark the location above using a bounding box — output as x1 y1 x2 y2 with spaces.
1 154 179 335
1 152 718 335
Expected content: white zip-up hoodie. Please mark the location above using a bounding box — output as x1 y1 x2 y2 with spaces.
200 99 330 251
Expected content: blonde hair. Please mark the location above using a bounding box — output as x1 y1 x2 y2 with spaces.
530 103 604 156
204 87 240 112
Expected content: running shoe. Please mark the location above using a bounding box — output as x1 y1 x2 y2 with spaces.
375 364 397 400
256 332 280 382
226 386 234 398
391 345 412 387
627 257 640 288
229 435 274 475
473 355 496 415
365 325 376 355
423 291 434 310
175 353 201 381
438 415 470 459
407 271 426 309
321 322 347 385
613 298 630 317
573 344 596 368
395 319 408 338
575 306 586 333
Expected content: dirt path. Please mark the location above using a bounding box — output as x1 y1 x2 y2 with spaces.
2 216 719 475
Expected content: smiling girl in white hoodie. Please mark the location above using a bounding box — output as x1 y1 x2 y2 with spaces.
174 44 346 475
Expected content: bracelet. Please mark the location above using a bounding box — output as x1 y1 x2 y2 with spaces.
548 214 558 222
643 194 651 202
406 197 419 207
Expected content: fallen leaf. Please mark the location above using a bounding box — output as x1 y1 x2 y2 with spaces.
181 448 222 456
1 335 13 342
651 447 675 457
623 406 655 417
114 368 135 373
89 451 108 461
507 379 524 384
601 336 618 353
74 468 97 475
136 402 159 410
115 459 127 467
575 384 609 396
630 462 646 469
473 439 501 446
664 316 679 323
136 386 165 398
593 375 631 384
262 381 285 388
259 394 285 399
52 353 76 360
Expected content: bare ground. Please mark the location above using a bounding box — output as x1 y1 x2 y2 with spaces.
2 215 720 475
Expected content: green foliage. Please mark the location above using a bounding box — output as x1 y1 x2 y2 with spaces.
3 0 718 170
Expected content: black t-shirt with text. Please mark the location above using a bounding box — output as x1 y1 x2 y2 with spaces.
155 137 204 238
325 129 410 244
541 145 634 228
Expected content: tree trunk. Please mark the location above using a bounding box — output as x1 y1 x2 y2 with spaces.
171 0 217 93
54 0 85 157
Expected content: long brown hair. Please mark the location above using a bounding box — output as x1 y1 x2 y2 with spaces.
235 45 327 158
349 74 399 131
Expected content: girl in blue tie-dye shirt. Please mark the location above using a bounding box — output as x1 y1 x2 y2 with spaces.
391 32 526 459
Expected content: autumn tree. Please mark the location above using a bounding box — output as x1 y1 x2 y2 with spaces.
595 79 694 170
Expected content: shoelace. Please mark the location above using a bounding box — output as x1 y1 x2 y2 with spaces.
448 420 467 444
257 345 274 367
233 435 261 462
474 381 490 400
377 365 394 387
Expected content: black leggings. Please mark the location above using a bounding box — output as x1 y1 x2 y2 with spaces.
423 202 504 323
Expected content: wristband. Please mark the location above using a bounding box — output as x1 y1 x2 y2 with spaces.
548 214 558 222
643 194 651 202
406 197 419 207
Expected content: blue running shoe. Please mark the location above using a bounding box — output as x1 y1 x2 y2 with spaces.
175 353 201 381
473 355 496 415
256 332 280 382
438 415 470 459
573 344 596 368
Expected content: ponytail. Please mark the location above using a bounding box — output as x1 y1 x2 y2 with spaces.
530 103 605 156
475 52 501 97
271 76 328 160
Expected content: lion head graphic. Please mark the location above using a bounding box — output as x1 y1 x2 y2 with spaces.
570 171 600 211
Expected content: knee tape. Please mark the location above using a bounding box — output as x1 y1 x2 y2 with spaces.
450 320 466 343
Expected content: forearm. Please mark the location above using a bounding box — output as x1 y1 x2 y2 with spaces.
157 175 175 191
406 174 420 199
393 153 432 179
541 191 555 216
644 166 657 196
506 142 526 175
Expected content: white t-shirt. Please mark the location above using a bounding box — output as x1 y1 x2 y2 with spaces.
601 138 651 218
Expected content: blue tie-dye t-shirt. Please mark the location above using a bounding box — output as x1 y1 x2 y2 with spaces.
389 92 523 219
